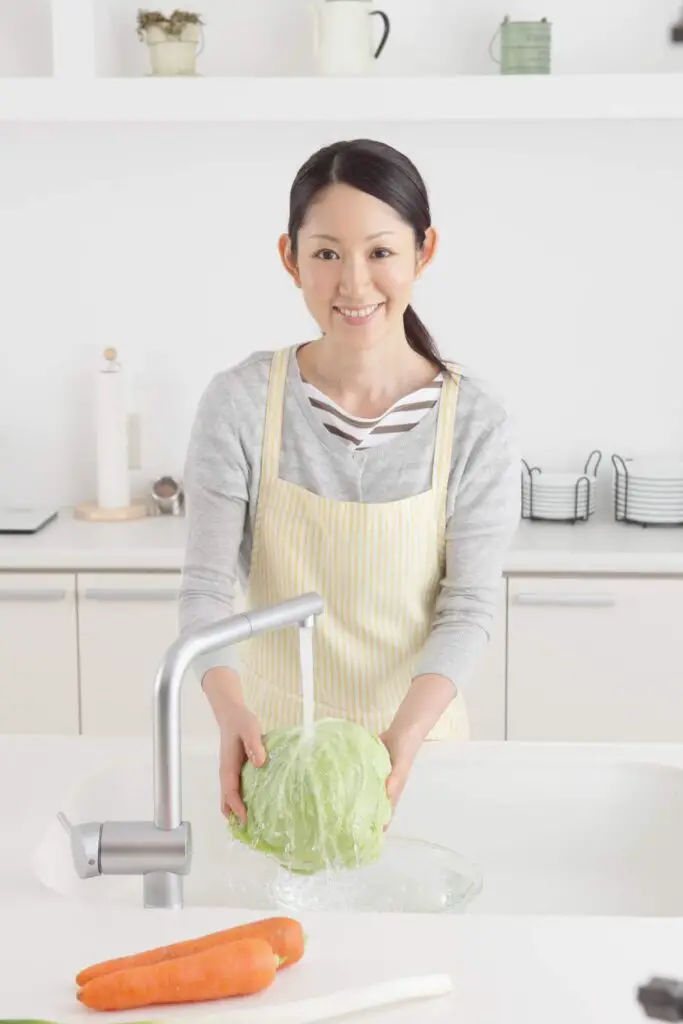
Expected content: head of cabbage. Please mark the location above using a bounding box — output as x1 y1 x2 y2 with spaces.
229 717 392 874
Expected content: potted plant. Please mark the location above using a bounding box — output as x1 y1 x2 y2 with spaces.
137 9 204 76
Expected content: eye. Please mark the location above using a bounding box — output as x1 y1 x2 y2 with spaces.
371 248 393 259
313 249 339 261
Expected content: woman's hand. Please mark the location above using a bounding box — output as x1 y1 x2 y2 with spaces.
379 724 423 811
218 705 266 823
381 673 457 812
201 667 266 824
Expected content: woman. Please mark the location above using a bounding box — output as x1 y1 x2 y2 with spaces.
179 138 520 824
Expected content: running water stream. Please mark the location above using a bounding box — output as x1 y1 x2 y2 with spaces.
299 621 316 740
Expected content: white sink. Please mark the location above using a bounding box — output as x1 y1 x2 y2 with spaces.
33 744 683 916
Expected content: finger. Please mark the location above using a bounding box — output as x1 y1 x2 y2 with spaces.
383 773 398 832
242 722 267 767
386 768 406 807
222 786 247 824
219 758 246 822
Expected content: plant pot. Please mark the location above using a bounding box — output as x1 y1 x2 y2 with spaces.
143 23 203 76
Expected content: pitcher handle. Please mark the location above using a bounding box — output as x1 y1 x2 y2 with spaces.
489 16 508 66
196 24 205 58
370 10 391 59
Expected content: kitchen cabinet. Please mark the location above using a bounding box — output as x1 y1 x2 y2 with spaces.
6 559 683 744
77 572 217 738
507 576 683 742
0 573 79 734
464 580 507 741
76 572 507 741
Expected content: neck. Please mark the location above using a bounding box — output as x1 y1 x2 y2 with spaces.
299 332 436 411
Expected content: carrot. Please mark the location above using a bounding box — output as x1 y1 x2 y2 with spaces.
75 915 304 987
77 937 277 1011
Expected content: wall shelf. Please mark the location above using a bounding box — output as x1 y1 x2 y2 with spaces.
1 74 683 123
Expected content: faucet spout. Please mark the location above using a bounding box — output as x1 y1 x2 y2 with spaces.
145 591 324 909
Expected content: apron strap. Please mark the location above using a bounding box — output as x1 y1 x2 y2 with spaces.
260 346 291 484
431 364 461 493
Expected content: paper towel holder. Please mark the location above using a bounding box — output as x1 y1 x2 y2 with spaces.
74 346 148 523
74 501 148 522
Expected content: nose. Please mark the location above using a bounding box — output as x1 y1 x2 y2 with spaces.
338 253 371 300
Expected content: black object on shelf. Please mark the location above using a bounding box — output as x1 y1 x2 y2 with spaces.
637 976 683 1020
521 449 602 524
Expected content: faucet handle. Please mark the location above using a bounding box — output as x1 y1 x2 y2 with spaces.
57 811 102 880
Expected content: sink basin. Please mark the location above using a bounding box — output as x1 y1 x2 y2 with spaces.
33 745 683 916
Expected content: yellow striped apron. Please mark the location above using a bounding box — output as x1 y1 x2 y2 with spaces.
238 345 469 741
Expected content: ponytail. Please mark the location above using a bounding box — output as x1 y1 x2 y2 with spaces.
403 304 450 376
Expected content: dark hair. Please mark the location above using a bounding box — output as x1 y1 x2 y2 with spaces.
287 138 449 375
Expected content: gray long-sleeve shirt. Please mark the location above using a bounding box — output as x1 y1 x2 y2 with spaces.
179 346 521 694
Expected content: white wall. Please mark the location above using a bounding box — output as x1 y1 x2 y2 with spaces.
0 1 52 76
1 1 683 507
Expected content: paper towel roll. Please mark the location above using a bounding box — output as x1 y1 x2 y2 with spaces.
96 348 130 510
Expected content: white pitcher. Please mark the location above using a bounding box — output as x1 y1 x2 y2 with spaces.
313 0 391 76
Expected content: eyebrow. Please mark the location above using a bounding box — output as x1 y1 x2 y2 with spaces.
308 231 396 242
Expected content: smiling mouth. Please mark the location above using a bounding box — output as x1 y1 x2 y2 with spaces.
333 303 384 324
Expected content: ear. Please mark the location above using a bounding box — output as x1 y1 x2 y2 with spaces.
415 226 439 279
278 233 302 288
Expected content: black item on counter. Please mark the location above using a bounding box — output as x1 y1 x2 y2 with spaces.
638 977 683 1021
672 5 683 40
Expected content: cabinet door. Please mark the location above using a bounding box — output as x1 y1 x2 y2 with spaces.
465 579 507 741
77 573 217 738
0 573 79 734
507 576 683 742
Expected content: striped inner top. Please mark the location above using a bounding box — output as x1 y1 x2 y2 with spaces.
302 373 443 450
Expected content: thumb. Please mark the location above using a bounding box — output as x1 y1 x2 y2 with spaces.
385 748 413 807
386 766 401 804
241 718 266 767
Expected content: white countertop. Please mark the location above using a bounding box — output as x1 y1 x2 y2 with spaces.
3 734 683 1023
2 506 683 574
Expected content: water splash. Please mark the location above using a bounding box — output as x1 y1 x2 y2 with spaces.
299 623 316 741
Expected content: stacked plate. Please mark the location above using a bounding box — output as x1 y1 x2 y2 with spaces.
522 470 596 521
613 457 683 524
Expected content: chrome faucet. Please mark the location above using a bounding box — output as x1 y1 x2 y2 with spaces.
59 592 324 910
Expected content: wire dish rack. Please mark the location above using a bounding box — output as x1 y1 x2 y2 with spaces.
612 453 683 527
521 450 602 523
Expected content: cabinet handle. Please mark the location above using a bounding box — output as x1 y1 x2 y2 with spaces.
83 588 179 602
0 588 67 601
513 592 615 608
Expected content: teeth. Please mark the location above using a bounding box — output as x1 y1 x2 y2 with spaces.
337 304 380 319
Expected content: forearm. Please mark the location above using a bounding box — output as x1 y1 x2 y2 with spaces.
386 673 456 748
202 666 245 726
416 416 520 693
415 620 491 693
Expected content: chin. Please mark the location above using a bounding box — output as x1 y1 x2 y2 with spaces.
328 309 403 343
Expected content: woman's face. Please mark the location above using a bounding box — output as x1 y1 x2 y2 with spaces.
279 183 437 347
